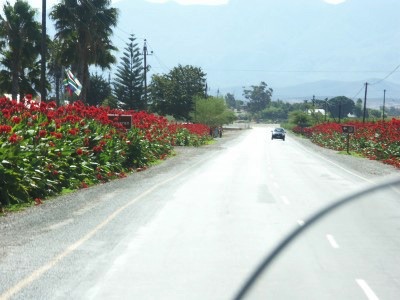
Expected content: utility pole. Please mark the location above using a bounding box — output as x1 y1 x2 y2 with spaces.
362 82 368 123
382 89 386 121
143 39 153 108
324 98 328 122
40 0 46 102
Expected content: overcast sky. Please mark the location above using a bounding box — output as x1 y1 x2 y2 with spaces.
1 0 399 98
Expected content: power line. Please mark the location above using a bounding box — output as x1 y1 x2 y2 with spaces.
146 42 170 73
77 0 130 45
203 68 400 73
369 64 400 85
351 85 365 101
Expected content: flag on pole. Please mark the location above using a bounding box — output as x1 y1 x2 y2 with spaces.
65 69 82 96
63 79 73 96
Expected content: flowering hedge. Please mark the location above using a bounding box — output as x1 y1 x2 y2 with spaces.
293 119 400 168
0 96 211 207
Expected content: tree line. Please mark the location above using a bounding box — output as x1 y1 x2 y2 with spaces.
0 0 236 126
224 85 400 125
0 1 397 127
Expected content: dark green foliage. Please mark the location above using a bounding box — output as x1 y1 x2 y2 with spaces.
243 81 273 114
113 34 144 110
150 64 207 121
225 93 236 109
191 96 236 126
47 39 66 105
50 0 118 102
327 96 355 119
0 0 42 99
289 110 312 127
87 73 112 107
354 98 363 118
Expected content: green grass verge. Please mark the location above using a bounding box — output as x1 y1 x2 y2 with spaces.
337 150 365 158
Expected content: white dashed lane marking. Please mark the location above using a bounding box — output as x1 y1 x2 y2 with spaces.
280 196 290 205
326 234 340 249
356 279 380 300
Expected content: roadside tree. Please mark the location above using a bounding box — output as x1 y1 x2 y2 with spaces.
261 106 287 122
191 96 236 127
0 0 42 99
225 93 236 109
113 34 144 110
87 73 112 107
50 0 118 102
327 96 355 119
243 81 273 114
150 64 206 121
289 110 312 127
354 98 363 118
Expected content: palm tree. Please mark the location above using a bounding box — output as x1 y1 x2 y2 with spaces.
0 0 42 100
50 0 118 103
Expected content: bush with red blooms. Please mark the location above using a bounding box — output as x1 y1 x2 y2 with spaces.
0 97 212 207
293 119 400 168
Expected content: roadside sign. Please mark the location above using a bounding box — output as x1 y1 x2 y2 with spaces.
107 114 132 129
342 125 355 134
341 125 355 154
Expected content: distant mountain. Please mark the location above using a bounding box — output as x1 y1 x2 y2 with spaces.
112 0 400 91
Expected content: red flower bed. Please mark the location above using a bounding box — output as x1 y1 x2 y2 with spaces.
294 119 400 169
0 97 211 207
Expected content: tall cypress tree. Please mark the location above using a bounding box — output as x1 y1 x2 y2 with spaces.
113 34 144 110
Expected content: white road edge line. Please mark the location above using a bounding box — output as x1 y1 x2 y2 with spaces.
356 279 380 300
295 140 373 184
326 234 340 248
0 153 213 300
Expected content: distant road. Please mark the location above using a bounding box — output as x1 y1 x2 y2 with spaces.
0 125 399 299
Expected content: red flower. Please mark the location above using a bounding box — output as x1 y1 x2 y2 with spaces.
68 128 79 135
50 132 63 139
0 125 12 134
93 145 103 153
39 130 47 137
11 116 21 124
76 148 83 155
8 133 22 144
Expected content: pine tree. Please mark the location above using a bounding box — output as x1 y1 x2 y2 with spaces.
113 34 144 110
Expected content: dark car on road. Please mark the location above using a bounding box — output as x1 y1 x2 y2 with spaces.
271 127 285 141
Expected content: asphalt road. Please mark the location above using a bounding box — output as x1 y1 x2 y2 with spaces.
0 125 399 300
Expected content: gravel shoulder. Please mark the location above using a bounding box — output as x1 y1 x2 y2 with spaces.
288 130 399 180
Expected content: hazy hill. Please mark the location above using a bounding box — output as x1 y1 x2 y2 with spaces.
112 0 400 91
